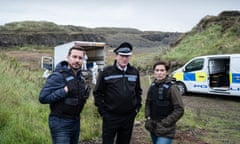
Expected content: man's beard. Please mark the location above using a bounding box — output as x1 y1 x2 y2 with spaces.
71 63 81 70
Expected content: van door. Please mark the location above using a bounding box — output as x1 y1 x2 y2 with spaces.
230 56 240 96
208 57 231 95
183 58 209 93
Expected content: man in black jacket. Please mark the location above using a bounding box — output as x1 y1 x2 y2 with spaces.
39 46 89 144
94 42 142 144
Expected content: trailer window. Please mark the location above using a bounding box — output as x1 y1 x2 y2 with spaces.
41 56 53 71
185 58 204 72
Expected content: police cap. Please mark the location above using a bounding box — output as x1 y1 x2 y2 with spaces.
114 42 133 56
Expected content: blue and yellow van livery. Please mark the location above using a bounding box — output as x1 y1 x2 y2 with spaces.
171 54 240 97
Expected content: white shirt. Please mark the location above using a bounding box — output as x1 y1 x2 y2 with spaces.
116 63 127 72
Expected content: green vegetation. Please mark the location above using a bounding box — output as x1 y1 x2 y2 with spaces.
176 104 240 144
108 23 240 72
131 47 169 72
0 20 180 50
0 53 50 143
0 21 65 33
0 53 103 143
163 24 240 63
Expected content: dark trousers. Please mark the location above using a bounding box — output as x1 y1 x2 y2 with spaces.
102 112 136 144
49 115 80 144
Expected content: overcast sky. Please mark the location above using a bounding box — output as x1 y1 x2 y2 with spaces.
1 0 239 32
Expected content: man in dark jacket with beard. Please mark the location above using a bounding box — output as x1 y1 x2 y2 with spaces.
94 42 142 144
39 46 89 144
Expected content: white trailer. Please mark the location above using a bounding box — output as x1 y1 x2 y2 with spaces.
171 54 240 96
41 41 106 84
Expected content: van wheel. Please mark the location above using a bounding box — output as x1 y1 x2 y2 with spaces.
177 82 186 96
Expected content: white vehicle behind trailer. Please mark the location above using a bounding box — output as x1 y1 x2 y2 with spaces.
41 41 106 84
171 54 240 96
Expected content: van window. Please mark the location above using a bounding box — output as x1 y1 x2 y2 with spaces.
185 58 204 72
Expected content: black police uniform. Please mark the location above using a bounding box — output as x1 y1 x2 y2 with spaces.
93 42 142 144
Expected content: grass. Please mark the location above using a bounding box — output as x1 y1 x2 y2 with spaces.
0 52 105 143
175 99 240 144
80 97 102 141
0 21 64 33
0 54 50 144
163 25 240 63
199 109 240 143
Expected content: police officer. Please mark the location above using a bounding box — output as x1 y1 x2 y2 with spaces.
39 46 90 144
145 61 184 144
94 42 142 144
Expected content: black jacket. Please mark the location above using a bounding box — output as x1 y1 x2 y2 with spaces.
39 61 87 119
145 77 184 138
93 61 142 115
148 81 174 120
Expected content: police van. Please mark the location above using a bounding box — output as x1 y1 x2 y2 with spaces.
172 54 240 96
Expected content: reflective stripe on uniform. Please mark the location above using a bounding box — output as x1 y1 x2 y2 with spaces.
104 75 123 80
104 74 137 81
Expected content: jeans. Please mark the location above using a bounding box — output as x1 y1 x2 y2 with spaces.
151 133 173 144
49 115 80 144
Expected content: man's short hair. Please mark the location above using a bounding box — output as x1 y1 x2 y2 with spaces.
68 46 85 56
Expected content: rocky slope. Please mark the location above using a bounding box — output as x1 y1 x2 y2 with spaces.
171 10 240 47
0 21 182 48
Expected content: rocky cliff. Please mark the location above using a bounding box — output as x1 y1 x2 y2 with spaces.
0 21 182 48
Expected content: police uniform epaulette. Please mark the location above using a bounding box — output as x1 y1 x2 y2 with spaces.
151 82 156 86
163 83 170 89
